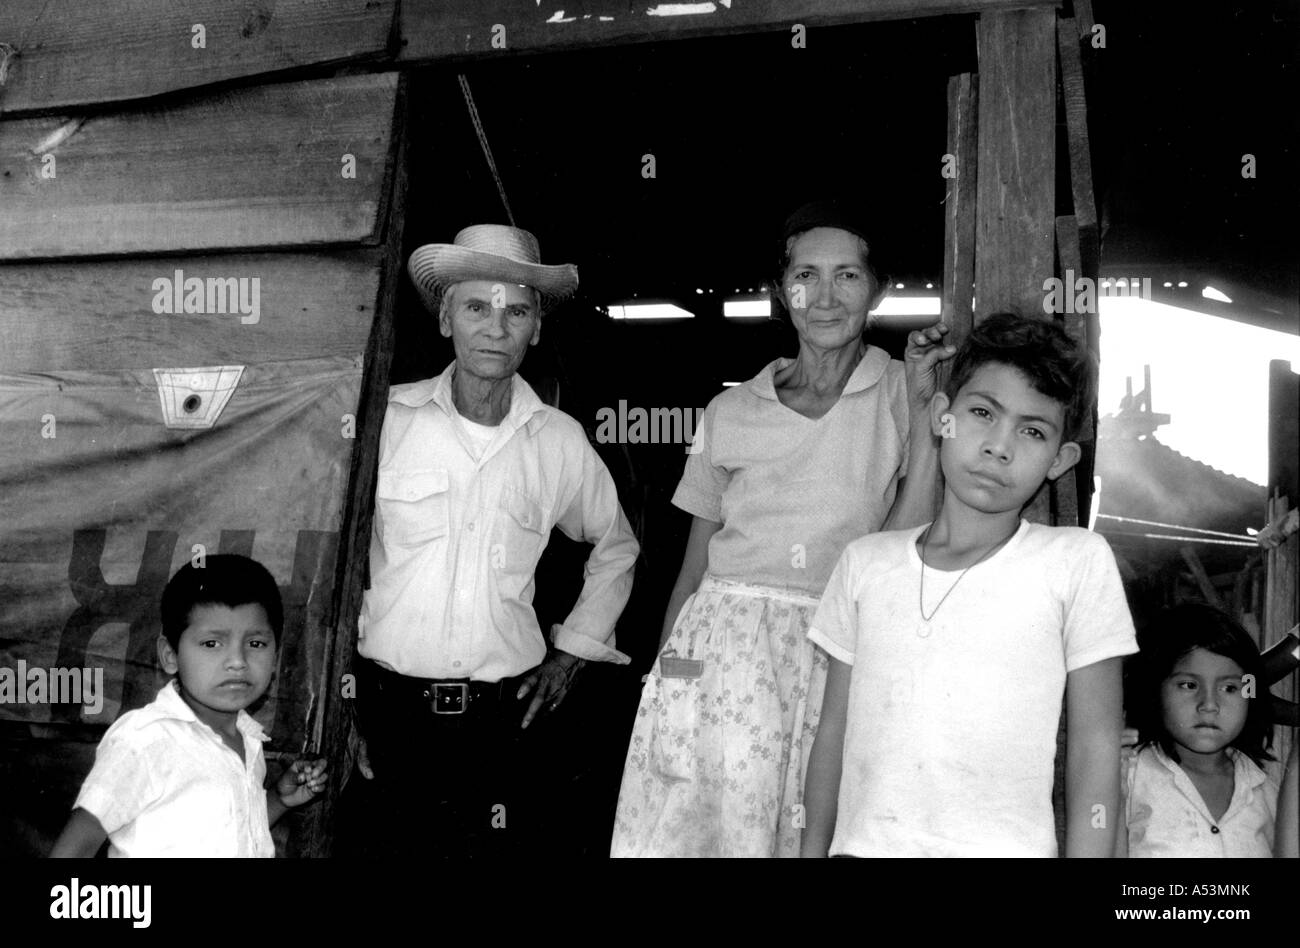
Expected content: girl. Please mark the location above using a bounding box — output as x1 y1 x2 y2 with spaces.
1119 602 1278 857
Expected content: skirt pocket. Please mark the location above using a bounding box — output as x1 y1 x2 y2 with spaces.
648 673 698 782
646 590 709 782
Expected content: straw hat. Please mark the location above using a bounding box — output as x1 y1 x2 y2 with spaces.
407 224 579 316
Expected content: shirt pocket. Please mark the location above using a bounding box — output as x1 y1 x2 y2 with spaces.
375 469 450 548
494 486 547 577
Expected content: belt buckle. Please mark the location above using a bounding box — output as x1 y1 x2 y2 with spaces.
430 682 469 715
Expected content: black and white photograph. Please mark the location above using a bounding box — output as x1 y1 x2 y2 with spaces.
0 0 1296 931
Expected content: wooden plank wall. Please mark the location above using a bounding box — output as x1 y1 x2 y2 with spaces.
1 74 399 258
400 0 1057 61
0 251 382 372
0 0 399 115
0 0 1059 120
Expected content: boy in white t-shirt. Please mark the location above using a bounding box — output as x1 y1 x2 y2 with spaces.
802 312 1137 857
49 555 327 857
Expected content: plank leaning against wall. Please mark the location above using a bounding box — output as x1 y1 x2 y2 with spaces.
0 0 407 856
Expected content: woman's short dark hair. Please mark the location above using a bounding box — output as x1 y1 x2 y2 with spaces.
767 228 887 322
1130 602 1275 767
160 554 284 650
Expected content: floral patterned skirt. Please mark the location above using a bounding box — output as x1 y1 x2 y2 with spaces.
611 576 828 857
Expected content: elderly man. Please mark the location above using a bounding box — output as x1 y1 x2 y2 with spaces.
345 224 639 857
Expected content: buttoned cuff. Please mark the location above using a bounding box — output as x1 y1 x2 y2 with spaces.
551 624 631 665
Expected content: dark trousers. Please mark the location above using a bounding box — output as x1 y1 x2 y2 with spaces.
335 660 554 858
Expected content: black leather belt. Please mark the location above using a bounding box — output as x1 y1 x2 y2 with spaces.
369 662 515 716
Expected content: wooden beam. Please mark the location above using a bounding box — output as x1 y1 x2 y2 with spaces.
975 7 1057 524
399 0 1061 63
1054 215 1086 353
0 0 398 116
1056 16 1098 278
942 72 979 359
1054 213 1094 528
0 251 382 373
1264 493 1298 782
1269 358 1300 502
1073 0 1096 39
1180 545 1227 611
296 77 409 860
937 71 979 510
974 7 1056 320
0 73 401 260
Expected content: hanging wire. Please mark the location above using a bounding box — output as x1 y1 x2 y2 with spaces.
1095 513 1252 542
457 73 517 229
1105 530 1256 549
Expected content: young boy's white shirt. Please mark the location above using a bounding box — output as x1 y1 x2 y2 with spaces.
808 520 1138 856
75 680 275 857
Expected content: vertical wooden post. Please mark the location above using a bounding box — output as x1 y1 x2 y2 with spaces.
296 76 410 858
973 8 1077 853
1264 359 1300 778
974 8 1056 320
974 8 1058 527
942 72 979 358
1056 14 1103 531
938 71 979 509
1264 492 1297 779
1057 17 1100 280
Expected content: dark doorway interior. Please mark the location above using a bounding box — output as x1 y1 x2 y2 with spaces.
384 3 1297 855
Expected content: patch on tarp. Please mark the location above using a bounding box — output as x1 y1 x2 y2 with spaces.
0 356 362 749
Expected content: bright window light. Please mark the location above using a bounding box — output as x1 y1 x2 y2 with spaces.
607 303 695 320
724 299 771 318
1098 296 1300 484
869 296 942 317
1202 285 1233 304
722 382 741 387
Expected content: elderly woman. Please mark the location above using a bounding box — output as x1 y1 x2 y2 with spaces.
612 201 952 857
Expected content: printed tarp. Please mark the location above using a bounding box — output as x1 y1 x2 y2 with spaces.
0 356 362 749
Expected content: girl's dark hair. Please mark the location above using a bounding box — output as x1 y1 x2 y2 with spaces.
160 554 283 650
1131 602 1274 766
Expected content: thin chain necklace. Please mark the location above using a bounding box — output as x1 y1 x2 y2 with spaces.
917 521 1019 631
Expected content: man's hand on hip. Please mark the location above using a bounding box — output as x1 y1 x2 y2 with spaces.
517 651 584 729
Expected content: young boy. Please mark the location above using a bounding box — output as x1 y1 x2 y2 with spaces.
802 312 1137 857
50 555 326 857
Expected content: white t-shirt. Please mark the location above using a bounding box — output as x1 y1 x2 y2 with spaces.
808 520 1138 856
673 347 910 595
1124 745 1278 857
75 681 275 857
457 412 499 461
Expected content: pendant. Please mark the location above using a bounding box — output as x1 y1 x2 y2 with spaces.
917 621 932 639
